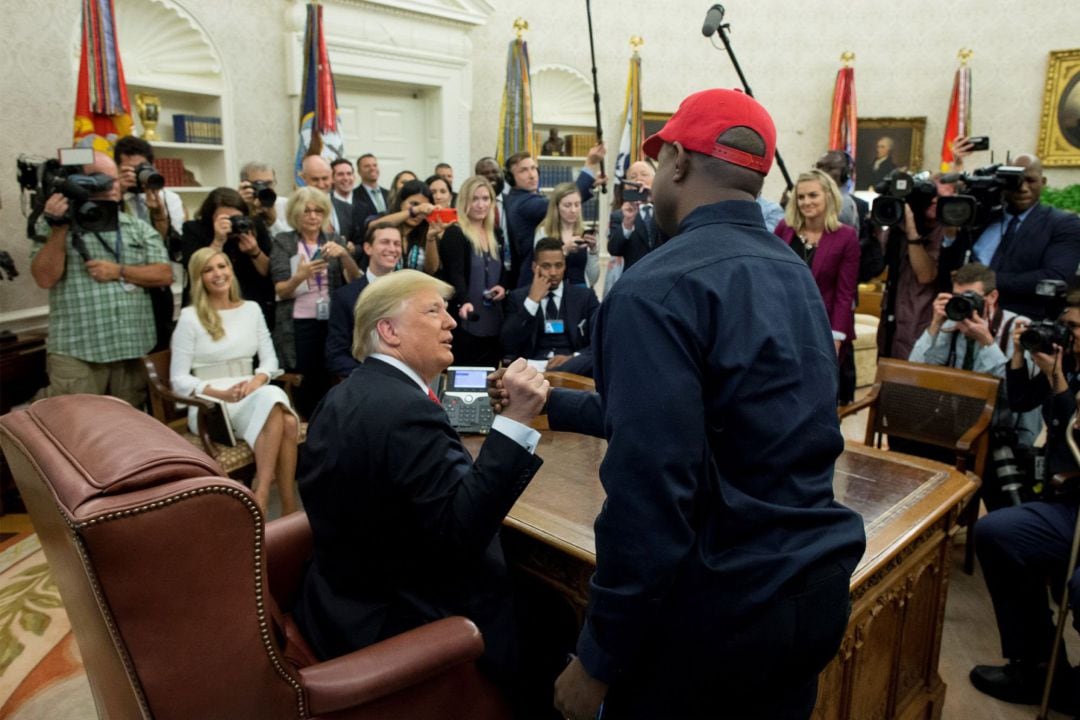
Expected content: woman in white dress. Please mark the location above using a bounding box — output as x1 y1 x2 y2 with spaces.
171 247 300 515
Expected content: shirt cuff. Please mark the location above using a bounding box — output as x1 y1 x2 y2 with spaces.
491 415 540 454
576 618 619 684
832 330 846 342
523 297 541 316
580 167 595 178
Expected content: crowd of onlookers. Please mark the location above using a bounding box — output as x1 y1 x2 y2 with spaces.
25 130 1080 712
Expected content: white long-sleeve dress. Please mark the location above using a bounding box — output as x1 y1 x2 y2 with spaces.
170 302 295 447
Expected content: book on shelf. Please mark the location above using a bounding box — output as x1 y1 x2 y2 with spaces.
172 114 222 145
154 157 187 187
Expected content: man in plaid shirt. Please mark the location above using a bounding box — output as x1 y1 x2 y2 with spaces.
30 151 172 407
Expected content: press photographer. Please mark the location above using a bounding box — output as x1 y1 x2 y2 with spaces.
114 136 185 241
943 145 1080 320
967 276 1080 713
874 170 956 359
28 150 172 408
907 263 1042 506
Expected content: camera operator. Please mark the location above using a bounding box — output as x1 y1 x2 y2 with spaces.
30 150 172 407
951 146 1080 320
966 279 1080 713
238 161 289 237
909 261 1042 449
114 136 185 242
877 176 958 360
608 160 659 271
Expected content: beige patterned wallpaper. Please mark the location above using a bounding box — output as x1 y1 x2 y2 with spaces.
2 0 1078 324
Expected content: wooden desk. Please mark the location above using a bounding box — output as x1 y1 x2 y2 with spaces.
466 433 977 720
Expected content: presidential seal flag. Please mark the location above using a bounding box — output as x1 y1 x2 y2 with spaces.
294 1 345 186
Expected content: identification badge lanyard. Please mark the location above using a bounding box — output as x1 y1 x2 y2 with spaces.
92 229 137 292
300 236 330 319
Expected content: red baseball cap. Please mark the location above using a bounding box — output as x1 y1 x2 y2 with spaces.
642 88 776 174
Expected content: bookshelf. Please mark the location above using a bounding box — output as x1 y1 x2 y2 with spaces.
534 126 600 223
128 83 228 216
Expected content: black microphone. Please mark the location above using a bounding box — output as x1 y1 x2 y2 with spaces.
701 4 725 37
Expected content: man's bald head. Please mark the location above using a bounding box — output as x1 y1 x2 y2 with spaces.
1004 153 1046 212
85 151 120 201
301 154 333 191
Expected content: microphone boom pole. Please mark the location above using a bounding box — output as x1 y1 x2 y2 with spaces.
702 5 794 191
585 0 607 193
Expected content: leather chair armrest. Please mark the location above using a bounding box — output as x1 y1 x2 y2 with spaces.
265 512 313 612
298 616 484 715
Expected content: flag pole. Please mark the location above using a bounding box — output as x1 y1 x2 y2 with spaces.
584 0 607 193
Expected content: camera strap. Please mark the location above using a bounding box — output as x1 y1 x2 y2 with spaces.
89 230 123 262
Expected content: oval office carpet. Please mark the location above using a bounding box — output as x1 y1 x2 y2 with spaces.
0 534 92 720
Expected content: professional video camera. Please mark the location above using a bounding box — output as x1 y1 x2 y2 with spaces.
870 171 938 228
936 163 1025 228
1019 279 1070 354
16 148 119 238
129 161 164 194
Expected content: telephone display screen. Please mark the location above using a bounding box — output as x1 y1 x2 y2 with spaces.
449 368 488 390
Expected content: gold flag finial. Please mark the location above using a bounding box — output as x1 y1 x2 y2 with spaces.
958 48 974 66
840 51 855 68
630 36 644 55
513 17 528 40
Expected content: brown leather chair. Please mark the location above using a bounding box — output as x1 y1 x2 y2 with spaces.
840 357 999 573
0 395 510 720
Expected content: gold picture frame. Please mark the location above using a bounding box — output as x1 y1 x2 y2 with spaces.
855 117 927 191
1037 49 1080 167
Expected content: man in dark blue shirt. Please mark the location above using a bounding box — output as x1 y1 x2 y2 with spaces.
542 88 867 719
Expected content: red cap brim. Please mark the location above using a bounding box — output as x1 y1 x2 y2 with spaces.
642 133 664 161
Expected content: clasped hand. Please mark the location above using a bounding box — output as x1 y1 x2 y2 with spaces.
486 358 548 423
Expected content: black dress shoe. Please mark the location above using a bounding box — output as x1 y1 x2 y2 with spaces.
970 662 1077 713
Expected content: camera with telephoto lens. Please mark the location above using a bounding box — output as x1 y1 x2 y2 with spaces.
1019 279 1070 354
130 161 164 194
248 180 277 207
945 290 986 321
989 427 1028 508
870 170 938 227
228 215 254 237
936 164 1025 228
16 152 119 237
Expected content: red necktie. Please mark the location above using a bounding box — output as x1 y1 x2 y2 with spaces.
427 387 441 405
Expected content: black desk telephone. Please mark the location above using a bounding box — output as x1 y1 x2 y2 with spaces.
439 366 495 434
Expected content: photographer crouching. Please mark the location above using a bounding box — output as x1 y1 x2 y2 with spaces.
30 150 172 407
966 277 1080 714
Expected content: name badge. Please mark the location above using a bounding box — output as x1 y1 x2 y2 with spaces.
544 319 565 334
315 296 330 321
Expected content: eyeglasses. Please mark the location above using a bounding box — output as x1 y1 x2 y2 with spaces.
302 207 326 215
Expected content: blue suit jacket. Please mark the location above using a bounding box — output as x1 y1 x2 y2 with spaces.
295 358 542 672
987 203 1080 319
324 276 368 379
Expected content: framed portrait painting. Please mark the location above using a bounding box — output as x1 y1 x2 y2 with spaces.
854 117 927 192
643 111 672 141
1037 49 1080 167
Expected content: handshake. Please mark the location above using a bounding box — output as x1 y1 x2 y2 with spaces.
486 358 549 425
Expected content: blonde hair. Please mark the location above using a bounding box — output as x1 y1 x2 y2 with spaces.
454 175 499 261
784 169 842 234
352 270 454 360
285 186 332 234
540 182 584 239
188 247 241 341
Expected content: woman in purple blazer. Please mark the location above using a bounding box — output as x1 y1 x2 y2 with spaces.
774 169 860 401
